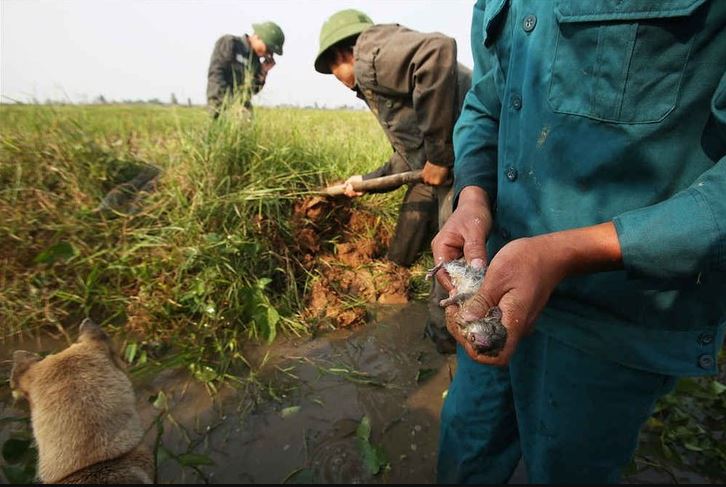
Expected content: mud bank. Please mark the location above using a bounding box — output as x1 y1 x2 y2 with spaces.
290 196 410 329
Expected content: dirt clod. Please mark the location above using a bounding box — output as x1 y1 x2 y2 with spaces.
291 196 410 329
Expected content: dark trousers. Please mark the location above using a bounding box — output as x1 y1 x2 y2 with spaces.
386 182 439 267
387 183 453 330
437 331 677 484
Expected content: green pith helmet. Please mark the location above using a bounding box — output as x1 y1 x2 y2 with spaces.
314 9 373 74
252 21 285 55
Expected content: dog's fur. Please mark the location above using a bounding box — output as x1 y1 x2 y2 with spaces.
10 319 153 484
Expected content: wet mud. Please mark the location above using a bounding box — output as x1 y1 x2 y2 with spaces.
290 197 410 329
0 304 716 484
1 303 455 484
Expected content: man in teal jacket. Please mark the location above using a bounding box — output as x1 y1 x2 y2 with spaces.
432 0 725 483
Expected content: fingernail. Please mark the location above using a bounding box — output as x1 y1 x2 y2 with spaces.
471 258 484 269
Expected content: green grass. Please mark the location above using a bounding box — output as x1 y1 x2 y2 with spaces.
0 102 403 378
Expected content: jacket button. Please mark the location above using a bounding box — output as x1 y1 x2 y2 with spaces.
511 95 522 110
523 14 537 33
386 100 393 108
506 167 518 181
697 333 714 346
500 227 511 240
698 354 714 369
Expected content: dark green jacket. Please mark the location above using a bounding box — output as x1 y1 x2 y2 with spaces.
456 0 726 376
353 24 472 179
206 34 265 113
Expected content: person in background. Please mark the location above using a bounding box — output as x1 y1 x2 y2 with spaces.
314 9 472 354
433 0 725 483
206 21 284 118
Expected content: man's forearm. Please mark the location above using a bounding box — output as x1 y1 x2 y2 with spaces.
535 222 623 279
458 186 620 276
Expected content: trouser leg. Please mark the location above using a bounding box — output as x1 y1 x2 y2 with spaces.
386 183 437 267
510 331 677 484
436 183 454 229
437 346 522 484
425 183 456 352
425 278 457 354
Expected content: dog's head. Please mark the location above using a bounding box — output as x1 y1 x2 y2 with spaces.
9 318 143 483
11 319 125 400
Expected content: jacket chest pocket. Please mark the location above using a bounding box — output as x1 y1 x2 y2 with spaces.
548 0 707 124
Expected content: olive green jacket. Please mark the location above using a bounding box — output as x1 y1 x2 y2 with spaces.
206 34 265 114
353 24 472 179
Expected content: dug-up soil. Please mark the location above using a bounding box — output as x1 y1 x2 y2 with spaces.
291 196 410 329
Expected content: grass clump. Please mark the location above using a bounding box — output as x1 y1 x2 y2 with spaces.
0 102 398 379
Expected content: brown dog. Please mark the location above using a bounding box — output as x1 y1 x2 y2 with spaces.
10 319 153 484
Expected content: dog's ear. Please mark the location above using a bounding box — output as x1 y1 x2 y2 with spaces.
78 318 127 370
78 318 110 343
10 350 41 390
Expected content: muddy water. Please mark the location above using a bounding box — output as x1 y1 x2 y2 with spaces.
1 304 710 484
0 303 456 484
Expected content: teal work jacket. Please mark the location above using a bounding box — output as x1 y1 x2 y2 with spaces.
455 0 726 376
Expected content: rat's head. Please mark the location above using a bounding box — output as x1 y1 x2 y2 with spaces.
463 307 507 356
465 329 492 351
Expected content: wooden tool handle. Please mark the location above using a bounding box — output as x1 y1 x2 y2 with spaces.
322 170 423 196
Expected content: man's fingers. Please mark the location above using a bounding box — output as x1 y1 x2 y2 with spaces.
458 292 496 323
435 271 454 294
444 304 465 345
343 182 364 198
462 238 487 265
421 161 449 186
466 292 529 366
432 230 464 263
431 230 464 293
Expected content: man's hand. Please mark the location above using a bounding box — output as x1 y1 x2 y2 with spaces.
344 175 365 198
261 55 276 74
421 161 450 186
431 186 493 292
448 222 623 366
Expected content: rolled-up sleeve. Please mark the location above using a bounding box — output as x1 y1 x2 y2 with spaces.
613 72 726 278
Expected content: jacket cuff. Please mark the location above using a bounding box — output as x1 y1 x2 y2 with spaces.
453 178 497 210
613 189 722 278
424 139 454 167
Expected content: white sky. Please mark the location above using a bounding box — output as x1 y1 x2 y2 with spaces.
1 0 475 108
